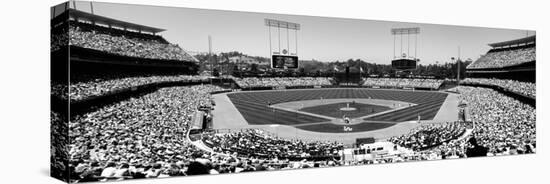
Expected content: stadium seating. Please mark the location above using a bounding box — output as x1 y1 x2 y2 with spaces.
362 78 443 90
387 86 535 159
461 78 535 98
51 31 68 52
389 122 467 151
68 22 196 61
202 129 342 159
56 20 536 182
235 77 332 88
67 85 224 181
467 47 535 69
457 86 536 156
53 75 213 101
63 84 536 182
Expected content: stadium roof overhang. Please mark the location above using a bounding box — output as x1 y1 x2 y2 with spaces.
69 9 166 34
488 35 536 48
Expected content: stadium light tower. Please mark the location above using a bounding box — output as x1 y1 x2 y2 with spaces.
265 19 301 69
391 27 420 60
390 27 420 73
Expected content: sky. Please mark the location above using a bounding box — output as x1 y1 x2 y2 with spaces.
68 1 534 64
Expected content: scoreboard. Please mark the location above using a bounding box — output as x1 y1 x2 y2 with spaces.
391 58 417 70
272 55 298 69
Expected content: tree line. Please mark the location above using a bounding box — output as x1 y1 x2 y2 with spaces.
194 52 472 79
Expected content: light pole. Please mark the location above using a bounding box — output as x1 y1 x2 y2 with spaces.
453 46 462 85
451 57 460 86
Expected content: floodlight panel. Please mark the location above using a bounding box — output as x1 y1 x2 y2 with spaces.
265 18 301 30
391 27 420 35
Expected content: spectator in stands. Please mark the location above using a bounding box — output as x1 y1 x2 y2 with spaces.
362 78 443 90
461 78 535 98
68 85 223 182
68 22 196 61
235 77 333 88
389 122 467 151
53 74 215 101
202 129 342 159
457 86 535 156
467 47 535 69
63 79 535 182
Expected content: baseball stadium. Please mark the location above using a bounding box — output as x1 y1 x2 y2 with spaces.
50 1 536 183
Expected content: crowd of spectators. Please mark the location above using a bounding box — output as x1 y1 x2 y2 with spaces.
388 122 467 151
58 81 535 182
52 82 69 100
67 85 225 182
461 78 535 98
467 47 535 69
64 84 348 182
51 32 68 52
51 111 70 181
362 78 443 89
68 22 196 61
71 148 346 183
457 86 536 156
235 77 333 88
202 129 342 159
53 75 213 101
386 86 535 159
